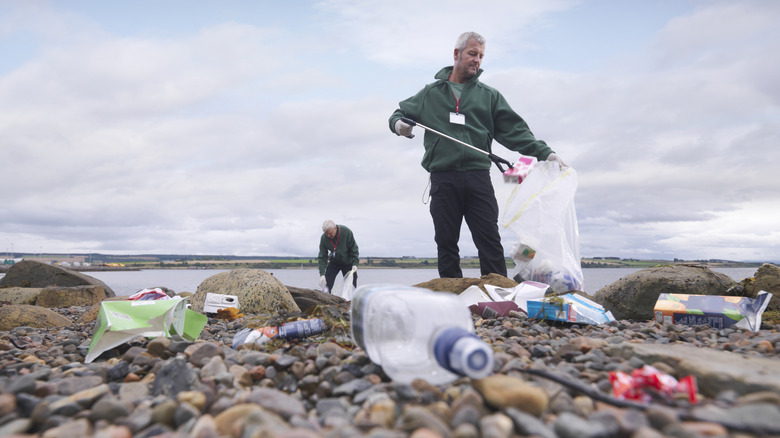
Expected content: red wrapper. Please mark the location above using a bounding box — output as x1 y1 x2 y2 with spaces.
609 365 698 404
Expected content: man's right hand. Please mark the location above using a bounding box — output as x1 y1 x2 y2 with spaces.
319 275 326 289
395 119 414 138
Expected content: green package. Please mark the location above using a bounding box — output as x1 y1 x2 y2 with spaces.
86 297 207 363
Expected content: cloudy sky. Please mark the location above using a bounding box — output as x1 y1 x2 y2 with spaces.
1 0 778 262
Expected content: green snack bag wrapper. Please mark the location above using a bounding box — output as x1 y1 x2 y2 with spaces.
86 297 207 363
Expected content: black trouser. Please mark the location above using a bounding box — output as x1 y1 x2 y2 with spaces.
325 261 358 291
429 170 507 278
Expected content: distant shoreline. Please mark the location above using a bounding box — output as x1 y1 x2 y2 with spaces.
1 260 766 274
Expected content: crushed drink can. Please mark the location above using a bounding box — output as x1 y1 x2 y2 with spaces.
232 319 327 349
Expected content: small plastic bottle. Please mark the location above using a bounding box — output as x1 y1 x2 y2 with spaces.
350 285 494 385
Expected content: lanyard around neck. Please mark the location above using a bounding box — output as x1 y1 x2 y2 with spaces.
329 227 341 251
448 79 464 114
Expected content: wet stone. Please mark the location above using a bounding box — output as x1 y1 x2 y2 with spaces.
245 387 306 419
8 374 36 394
107 360 130 381
273 354 299 369
505 407 556 438
151 357 198 397
89 396 131 421
333 377 373 397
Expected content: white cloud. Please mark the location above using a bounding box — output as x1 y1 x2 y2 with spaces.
0 0 778 263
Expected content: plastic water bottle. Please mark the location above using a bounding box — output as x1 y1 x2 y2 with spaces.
350 285 494 385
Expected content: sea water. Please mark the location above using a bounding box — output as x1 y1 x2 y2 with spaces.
42 266 759 297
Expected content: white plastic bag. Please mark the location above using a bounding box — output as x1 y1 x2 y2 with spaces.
501 161 583 293
331 270 356 301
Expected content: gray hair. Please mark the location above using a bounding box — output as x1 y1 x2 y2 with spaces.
322 219 336 232
455 32 485 51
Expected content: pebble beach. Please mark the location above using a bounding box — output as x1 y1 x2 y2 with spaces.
2 302 780 438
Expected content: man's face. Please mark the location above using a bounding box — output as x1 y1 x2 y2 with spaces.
453 38 485 81
325 227 337 239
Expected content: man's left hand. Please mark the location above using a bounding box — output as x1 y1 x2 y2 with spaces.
546 153 568 168
351 266 358 274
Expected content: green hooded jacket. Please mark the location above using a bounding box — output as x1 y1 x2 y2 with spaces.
318 225 359 275
389 66 554 172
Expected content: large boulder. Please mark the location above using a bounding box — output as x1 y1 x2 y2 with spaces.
190 269 300 315
0 287 43 305
732 263 780 315
0 304 73 331
414 273 518 294
0 260 116 297
591 264 736 320
35 285 107 308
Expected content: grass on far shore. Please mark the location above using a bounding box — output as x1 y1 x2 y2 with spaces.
100 257 763 271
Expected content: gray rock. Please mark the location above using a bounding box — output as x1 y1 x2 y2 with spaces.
553 411 594 438
506 408 556 438
173 402 201 428
691 402 780 432
333 378 373 397
246 387 306 419
0 287 42 304
152 357 199 397
200 355 228 380
14 393 40 417
90 396 131 421
8 374 37 394
0 259 115 297
0 418 33 436
396 405 451 437
48 398 82 417
592 264 737 320
185 341 224 368
0 304 73 331
605 342 780 396
107 359 130 381
55 375 104 395
479 413 514 438
736 263 780 314
286 286 346 312
150 399 178 428
316 397 350 417
119 381 149 405
645 405 681 430
35 285 107 307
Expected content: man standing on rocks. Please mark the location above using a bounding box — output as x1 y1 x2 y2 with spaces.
389 31 567 279
318 220 359 293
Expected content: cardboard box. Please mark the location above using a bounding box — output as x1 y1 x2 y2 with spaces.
502 156 537 184
653 291 772 332
527 293 615 325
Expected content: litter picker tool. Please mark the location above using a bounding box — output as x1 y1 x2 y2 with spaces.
401 117 537 184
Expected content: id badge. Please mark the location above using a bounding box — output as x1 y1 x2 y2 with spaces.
449 112 466 125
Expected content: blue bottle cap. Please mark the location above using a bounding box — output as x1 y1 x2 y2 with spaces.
433 327 494 379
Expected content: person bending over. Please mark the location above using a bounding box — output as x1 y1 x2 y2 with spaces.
317 219 359 292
